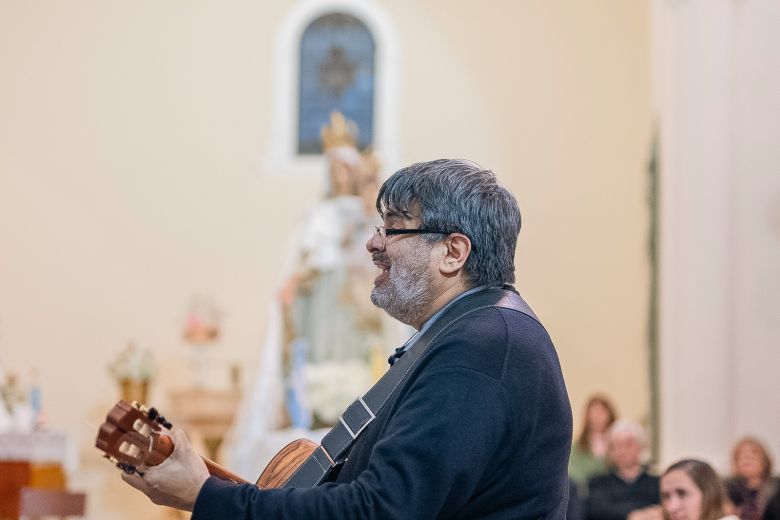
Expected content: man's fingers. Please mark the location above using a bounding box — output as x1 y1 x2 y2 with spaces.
121 470 148 492
169 427 207 467
171 426 190 447
121 470 168 507
118 426 206 511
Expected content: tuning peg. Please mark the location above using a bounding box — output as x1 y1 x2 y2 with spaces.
116 461 145 477
147 407 173 429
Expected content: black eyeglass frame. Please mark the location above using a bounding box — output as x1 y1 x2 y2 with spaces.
373 226 451 238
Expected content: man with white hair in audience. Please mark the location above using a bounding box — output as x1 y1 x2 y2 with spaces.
586 419 662 520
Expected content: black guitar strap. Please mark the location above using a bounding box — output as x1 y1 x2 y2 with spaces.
282 286 540 488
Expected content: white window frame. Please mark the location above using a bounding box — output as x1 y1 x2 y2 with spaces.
265 0 401 177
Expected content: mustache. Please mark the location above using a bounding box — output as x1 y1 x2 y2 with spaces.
372 252 390 267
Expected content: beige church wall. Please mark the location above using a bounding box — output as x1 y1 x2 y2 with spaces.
385 0 652 430
0 1 650 517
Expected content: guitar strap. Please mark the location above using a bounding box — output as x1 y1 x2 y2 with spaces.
282 286 540 488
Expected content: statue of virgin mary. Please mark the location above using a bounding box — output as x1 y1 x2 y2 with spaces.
228 113 389 479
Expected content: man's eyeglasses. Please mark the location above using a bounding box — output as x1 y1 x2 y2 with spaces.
372 226 450 247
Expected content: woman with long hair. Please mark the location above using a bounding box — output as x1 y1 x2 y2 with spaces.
568 394 617 492
661 459 737 520
725 437 779 520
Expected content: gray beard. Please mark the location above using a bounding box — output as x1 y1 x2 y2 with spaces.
370 246 433 327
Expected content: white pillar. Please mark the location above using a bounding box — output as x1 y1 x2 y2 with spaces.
654 0 780 471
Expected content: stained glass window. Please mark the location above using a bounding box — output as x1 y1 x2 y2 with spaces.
298 13 375 154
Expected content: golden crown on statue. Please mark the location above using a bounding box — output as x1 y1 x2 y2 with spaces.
321 111 358 151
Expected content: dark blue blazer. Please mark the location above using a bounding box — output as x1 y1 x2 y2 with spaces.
193 299 572 519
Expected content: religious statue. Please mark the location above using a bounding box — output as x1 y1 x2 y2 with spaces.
279 113 385 428
228 113 389 479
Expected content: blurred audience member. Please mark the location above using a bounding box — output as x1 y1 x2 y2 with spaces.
725 437 779 520
567 477 583 520
586 420 661 520
570 394 617 493
762 487 780 520
661 459 737 520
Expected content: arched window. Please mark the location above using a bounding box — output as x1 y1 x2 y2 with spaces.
267 0 398 175
297 13 375 154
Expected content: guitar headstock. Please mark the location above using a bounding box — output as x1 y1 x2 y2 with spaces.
95 400 174 476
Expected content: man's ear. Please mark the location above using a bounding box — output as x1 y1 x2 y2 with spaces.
439 233 471 276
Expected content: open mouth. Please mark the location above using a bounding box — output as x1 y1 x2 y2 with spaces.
372 255 390 286
374 267 389 286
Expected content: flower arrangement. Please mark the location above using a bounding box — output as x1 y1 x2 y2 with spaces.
183 295 221 345
304 360 372 427
108 343 155 403
108 342 155 381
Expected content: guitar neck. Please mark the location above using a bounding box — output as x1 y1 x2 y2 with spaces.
201 456 249 484
97 402 251 486
153 432 248 484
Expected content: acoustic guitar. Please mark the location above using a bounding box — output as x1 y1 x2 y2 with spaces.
95 400 318 489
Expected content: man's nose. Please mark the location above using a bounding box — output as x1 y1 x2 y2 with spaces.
366 232 384 252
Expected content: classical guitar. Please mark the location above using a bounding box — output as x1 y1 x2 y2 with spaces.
95 400 318 489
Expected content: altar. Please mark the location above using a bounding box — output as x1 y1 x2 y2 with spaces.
0 431 78 519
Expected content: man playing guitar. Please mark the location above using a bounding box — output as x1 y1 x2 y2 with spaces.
115 159 573 519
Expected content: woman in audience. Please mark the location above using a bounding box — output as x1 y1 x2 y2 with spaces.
725 437 779 520
660 459 737 520
569 394 617 493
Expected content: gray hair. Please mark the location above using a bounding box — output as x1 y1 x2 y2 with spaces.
376 159 521 288
608 419 648 446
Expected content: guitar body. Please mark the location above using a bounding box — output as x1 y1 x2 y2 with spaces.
255 439 319 488
96 401 320 490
